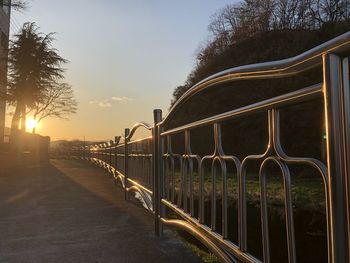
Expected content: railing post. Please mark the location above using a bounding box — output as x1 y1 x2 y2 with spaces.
109 140 112 166
103 144 105 163
100 144 102 163
98 145 101 162
101 144 103 163
114 136 119 171
323 53 350 263
124 128 130 201
83 139 86 160
153 109 163 236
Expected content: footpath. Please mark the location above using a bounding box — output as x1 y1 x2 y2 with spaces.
0 159 201 263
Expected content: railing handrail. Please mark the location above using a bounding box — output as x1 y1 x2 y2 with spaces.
161 31 350 126
161 83 322 136
71 33 350 263
123 122 153 141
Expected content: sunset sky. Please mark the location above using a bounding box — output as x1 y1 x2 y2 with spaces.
7 0 234 141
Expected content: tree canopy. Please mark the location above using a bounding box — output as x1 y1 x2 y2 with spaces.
171 0 350 106
7 22 68 132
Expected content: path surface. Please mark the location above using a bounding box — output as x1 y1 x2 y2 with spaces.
0 159 202 263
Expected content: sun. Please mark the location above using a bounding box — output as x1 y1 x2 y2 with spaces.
26 119 39 130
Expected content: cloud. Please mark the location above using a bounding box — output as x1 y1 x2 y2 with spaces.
98 102 112 108
89 100 112 108
111 96 132 102
89 96 132 108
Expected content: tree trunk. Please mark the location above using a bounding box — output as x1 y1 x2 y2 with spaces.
11 103 21 131
10 103 21 146
20 104 26 132
32 115 38 134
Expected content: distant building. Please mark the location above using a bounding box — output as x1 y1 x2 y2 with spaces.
0 0 10 143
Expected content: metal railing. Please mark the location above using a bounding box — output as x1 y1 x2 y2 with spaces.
71 32 350 263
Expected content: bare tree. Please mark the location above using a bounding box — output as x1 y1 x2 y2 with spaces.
10 0 28 11
208 4 240 39
1 0 28 11
172 0 350 106
30 82 77 133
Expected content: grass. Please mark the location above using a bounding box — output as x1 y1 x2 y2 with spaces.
185 242 220 263
166 171 326 212
167 173 326 262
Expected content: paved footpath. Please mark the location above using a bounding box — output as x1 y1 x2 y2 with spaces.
0 159 202 263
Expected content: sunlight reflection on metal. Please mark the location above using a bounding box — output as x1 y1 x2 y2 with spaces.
70 34 350 263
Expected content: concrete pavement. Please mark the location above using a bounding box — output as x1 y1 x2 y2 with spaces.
0 159 202 263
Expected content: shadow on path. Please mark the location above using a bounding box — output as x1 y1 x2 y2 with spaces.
0 159 201 263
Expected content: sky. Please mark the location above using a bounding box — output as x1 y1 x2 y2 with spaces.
7 0 235 141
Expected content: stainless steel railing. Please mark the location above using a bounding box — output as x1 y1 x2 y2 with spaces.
71 32 350 263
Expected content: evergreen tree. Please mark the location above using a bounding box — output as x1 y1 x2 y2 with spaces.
7 22 67 132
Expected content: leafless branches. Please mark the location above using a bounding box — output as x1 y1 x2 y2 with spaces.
171 0 350 106
29 82 77 133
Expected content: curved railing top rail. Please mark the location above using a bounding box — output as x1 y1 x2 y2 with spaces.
87 122 152 152
115 136 121 145
160 31 350 126
123 122 153 141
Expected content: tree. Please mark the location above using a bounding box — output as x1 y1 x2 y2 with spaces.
171 0 350 106
8 0 28 11
0 0 28 13
7 22 67 133
29 82 77 134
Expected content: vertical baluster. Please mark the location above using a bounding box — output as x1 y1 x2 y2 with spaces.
109 140 112 167
114 136 118 170
101 144 103 164
99 144 101 164
101 144 103 165
260 161 271 263
149 140 152 189
97 145 99 162
104 144 106 164
153 109 163 236
104 143 106 165
199 159 205 224
83 139 86 160
165 158 169 199
124 128 130 201
130 144 133 181
96 145 98 161
222 163 228 239
183 158 188 212
102 144 105 169
184 130 190 213
115 136 120 185
190 159 195 218
103 144 105 164
211 161 217 232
